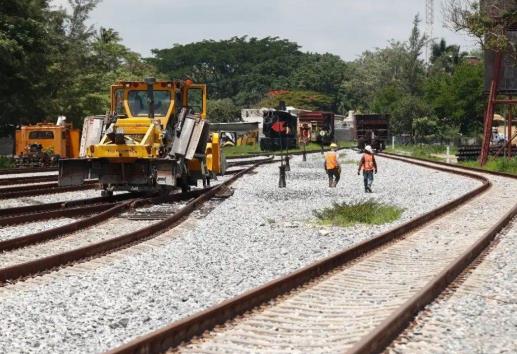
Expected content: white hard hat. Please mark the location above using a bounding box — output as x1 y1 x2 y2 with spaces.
365 145 373 153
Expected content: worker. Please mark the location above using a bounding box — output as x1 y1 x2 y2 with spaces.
324 143 341 187
357 145 377 193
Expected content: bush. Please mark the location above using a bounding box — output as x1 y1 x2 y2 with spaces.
314 200 403 227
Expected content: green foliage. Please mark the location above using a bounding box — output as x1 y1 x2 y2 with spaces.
0 3 487 143
0 156 14 169
289 53 348 97
258 90 333 111
0 0 156 131
444 1 517 58
207 99 241 123
150 36 303 106
461 157 517 175
412 116 439 141
0 0 56 127
314 200 404 227
425 62 484 135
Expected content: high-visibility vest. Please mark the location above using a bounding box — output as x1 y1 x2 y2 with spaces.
325 151 338 170
362 153 374 171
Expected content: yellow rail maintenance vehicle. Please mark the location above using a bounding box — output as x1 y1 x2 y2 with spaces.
59 78 223 196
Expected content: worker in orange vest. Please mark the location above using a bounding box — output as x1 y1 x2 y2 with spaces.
324 143 341 187
357 145 377 193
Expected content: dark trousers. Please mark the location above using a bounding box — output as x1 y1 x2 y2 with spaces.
363 170 374 190
327 168 340 185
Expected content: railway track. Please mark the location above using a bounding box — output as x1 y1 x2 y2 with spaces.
104 154 517 354
0 180 97 200
0 166 57 175
0 158 271 285
0 174 57 186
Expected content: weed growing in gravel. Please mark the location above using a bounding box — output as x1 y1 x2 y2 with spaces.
314 200 403 227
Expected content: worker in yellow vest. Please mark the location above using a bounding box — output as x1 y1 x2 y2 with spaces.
357 145 377 193
324 143 341 187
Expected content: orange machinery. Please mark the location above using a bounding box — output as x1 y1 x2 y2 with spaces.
15 121 80 166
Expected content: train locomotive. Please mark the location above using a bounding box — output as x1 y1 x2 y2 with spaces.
58 78 223 196
260 109 298 151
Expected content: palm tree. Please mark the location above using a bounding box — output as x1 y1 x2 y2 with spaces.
430 39 466 73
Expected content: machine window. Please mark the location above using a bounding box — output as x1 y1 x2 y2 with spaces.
128 90 171 116
188 88 203 114
29 131 54 139
114 89 125 116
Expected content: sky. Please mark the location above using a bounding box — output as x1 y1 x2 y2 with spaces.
50 0 478 60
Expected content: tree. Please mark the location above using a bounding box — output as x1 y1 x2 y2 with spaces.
0 0 57 129
424 62 484 135
443 0 517 58
150 36 304 106
207 99 241 122
413 116 439 142
257 90 333 111
430 38 467 73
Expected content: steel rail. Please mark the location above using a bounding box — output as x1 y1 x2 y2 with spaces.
0 159 269 284
0 193 135 218
0 182 96 200
0 181 60 192
0 175 57 186
379 151 517 179
346 153 517 354
0 202 117 227
103 154 493 354
0 201 129 253
0 167 57 175
0 189 213 252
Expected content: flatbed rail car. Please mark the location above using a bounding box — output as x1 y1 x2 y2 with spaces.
260 110 298 151
354 113 389 151
58 78 223 195
297 111 334 145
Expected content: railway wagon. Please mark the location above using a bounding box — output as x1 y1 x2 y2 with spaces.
297 111 335 145
354 114 389 151
260 110 298 151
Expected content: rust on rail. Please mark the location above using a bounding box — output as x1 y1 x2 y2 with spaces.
103 155 493 354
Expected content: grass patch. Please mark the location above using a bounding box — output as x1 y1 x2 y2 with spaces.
385 144 457 161
460 157 517 175
314 200 404 227
222 140 356 157
0 156 14 169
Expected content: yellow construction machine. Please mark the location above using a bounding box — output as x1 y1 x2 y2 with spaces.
59 78 223 196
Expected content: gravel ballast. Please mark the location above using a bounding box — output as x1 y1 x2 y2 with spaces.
388 219 517 354
0 150 481 353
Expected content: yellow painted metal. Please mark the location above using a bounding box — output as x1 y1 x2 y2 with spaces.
206 133 222 174
84 79 220 189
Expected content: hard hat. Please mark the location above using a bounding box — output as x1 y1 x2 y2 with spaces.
330 143 338 149
365 145 373 153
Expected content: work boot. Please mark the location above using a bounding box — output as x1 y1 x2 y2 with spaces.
329 180 333 188
367 186 372 193
331 180 337 188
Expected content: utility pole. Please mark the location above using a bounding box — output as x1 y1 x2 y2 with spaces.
425 0 434 64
